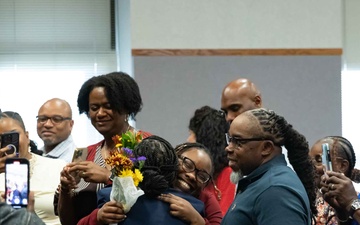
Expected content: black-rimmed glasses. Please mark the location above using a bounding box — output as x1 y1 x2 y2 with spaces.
225 133 270 147
36 115 72 124
178 155 211 184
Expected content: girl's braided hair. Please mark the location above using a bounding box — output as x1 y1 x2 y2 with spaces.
318 136 360 182
134 135 178 197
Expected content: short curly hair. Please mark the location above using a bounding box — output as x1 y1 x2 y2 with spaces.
188 106 229 180
77 72 142 120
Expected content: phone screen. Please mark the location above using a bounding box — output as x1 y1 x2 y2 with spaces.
5 158 29 208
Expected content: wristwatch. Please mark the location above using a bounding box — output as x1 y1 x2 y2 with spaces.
349 199 360 217
109 173 116 182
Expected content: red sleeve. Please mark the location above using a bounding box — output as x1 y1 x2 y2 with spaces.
216 167 236 215
77 208 99 225
86 140 103 162
199 190 223 225
138 130 152 139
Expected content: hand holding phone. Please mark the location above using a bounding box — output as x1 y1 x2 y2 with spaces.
71 148 88 184
1 131 20 157
5 158 30 209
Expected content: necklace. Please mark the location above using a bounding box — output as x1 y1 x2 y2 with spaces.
28 153 36 179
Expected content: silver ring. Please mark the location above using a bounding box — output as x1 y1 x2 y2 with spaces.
4 144 16 155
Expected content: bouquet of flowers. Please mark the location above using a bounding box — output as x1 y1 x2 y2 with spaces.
105 130 146 213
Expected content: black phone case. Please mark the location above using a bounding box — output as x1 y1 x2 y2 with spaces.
1 131 20 156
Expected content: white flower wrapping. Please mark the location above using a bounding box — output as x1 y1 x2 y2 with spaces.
110 176 144 213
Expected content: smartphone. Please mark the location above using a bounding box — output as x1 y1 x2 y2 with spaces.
72 147 88 163
71 148 88 183
5 158 30 209
1 131 20 157
321 143 332 171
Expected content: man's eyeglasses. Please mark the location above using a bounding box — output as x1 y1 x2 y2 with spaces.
178 155 211 184
225 133 270 147
36 115 72 124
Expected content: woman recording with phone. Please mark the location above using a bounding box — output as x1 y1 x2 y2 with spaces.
309 136 360 225
0 111 66 225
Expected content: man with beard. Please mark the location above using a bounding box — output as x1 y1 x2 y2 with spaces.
221 109 316 225
36 98 76 162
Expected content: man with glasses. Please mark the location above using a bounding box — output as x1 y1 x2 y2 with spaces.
36 98 76 162
221 108 316 225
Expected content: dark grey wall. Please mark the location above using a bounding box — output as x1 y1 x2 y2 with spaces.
134 56 341 148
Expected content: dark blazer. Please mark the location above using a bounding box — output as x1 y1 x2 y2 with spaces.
97 187 205 225
0 203 46 225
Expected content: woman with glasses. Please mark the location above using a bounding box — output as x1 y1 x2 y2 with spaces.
0 111 66 225
309 136 360 225
77 136 206 225
160 142 223 225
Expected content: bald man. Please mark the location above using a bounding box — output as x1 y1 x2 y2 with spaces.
221 78 262 124
36 98 76 162
221 78 263 185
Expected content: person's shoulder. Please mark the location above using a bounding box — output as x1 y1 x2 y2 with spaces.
167 189 205 216
98 186 112 196
0 203 46 225
87 140 104 149
35 154 67 168
138 130 152 138
97 186 112 207
218 166 233 177
199 189 218 202
0 202 11 214
168 189 203 204
269 164 302 182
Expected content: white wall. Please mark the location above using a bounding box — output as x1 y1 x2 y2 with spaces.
342 0 360 168
131 0 342 49
344 0 360 70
